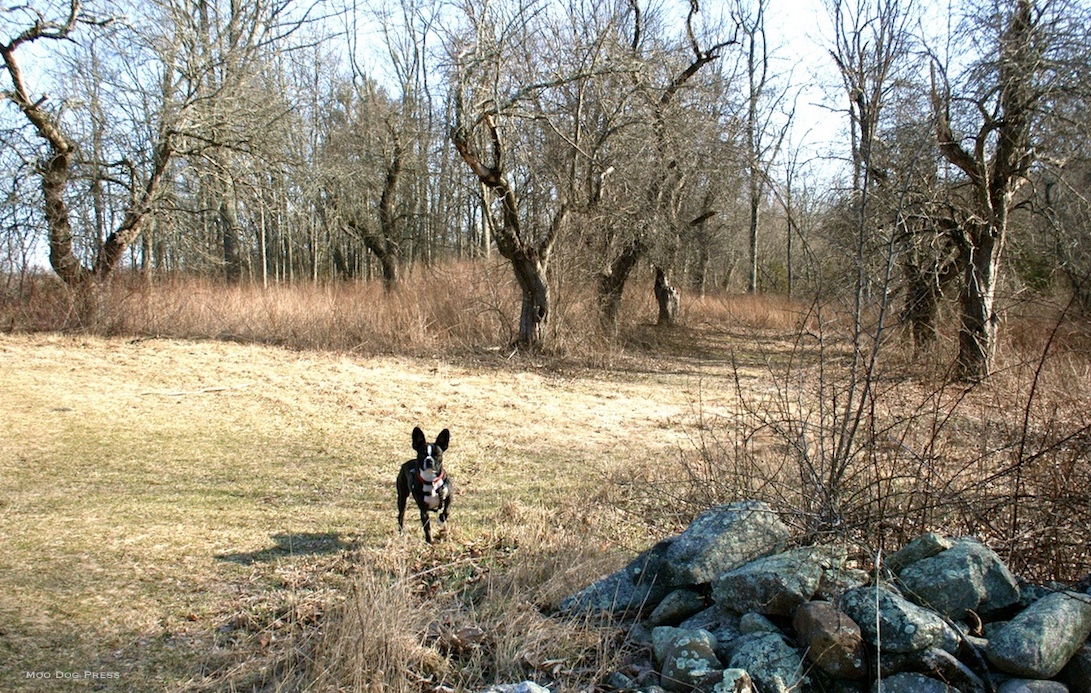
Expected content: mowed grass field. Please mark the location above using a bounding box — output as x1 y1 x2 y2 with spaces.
0 333 740 690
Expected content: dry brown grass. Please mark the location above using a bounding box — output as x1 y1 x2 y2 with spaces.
2 264 1089 691
0 330 702 691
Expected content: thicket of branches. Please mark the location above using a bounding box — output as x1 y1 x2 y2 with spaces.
1 0 1090 376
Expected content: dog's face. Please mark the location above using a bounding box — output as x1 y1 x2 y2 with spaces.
412 426 450 481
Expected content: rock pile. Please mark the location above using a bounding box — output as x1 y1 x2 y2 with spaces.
560 501 1091 693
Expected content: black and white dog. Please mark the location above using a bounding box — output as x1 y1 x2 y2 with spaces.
397 427 452 543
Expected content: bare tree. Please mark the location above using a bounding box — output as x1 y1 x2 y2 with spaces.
449 0 606 348
737 0 791 295
596 0 736 327
928 0 1072 379
0 2 172 287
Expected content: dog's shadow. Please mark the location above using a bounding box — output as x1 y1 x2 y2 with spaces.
215 532 354 565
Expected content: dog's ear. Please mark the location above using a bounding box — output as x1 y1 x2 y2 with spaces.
434 428 450 451
412 427 427 451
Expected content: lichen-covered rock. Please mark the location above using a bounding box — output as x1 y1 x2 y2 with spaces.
986 590 1091 678
654 628 723 693
560 539 673 615
897 538 1019 617
728 632 805 693
647 588 707 627
886 532 953 574
874 672 958 693
652 627 718 667
712 545 844 616
792 600 867 680
840 585 960 654
712 669 755 693
678 606 742 664
664 501 789 586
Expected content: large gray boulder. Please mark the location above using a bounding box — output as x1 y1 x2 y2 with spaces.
560 539 674 615
664 501 789 585
840 585 960 654
986 590 1091 678
712 545 845 616
728 632 806 693
897 538 1020 617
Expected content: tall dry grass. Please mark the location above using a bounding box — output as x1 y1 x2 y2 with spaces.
0 261 809 362
273 503 636 693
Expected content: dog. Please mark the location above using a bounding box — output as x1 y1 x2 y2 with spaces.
397 427 452 543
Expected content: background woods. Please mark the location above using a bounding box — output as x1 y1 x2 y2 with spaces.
0 0 1090 371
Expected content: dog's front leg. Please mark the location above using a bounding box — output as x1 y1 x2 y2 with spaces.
419 508 433 543
439 491 451 525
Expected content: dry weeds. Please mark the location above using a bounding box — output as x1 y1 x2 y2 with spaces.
1 270 1088 691
0 329 740 691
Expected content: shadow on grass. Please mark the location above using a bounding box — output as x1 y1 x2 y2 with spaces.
215 532 354 565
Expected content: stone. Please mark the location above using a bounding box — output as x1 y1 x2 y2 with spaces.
657 630 723 693
664 501 789 586
605 671 634 690
986 590 1091 678
840 585 960 654
886 532 953 574
479 683 552 693
815 566 870 600
874 672 958 693
647 588 707 627
712 545 843 616
728 632 805 693
679 605 742 664
897 538 1020 617
652 627 718 667
996 681 1070 693
792 600 867 680
883 647 988 693
560 539 673 615
1061 644 1091 693
712 669 755 693
738 612 779 634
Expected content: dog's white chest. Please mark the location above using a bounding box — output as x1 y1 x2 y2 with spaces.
419 472 446 509
422 491 443 510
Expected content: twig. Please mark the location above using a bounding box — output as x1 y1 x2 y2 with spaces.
140 384 250 397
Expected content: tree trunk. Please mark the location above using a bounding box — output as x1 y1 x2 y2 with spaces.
221 193 243 283
513 255 550 347
452 115 563 351
597 239 646 329
42 150 90 287
654 265 679 326
957 229 1002 380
